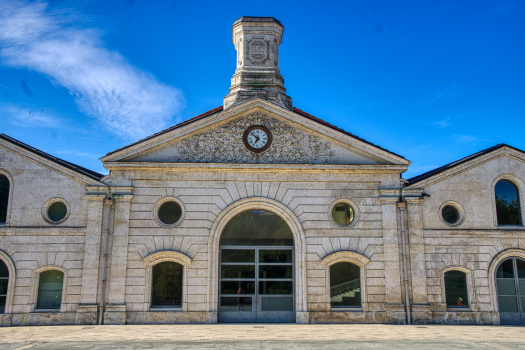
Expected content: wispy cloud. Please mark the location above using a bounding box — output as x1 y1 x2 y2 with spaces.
0 1 184 140
433 118 451 128
54 150 100 158
420 84 465 106
453 135 477 143
1 103 65 128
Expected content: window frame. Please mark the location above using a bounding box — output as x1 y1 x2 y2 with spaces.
328 199 360 229
440 266 475 312
31 266 67 313
438 201 466 227
321 251 369 312
0 251 15 314
0 170 14 227
142 251 192 312
491 174 524 228
153 197 185 228
41 198 70 225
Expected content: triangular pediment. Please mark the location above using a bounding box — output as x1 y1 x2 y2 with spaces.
101 99 409 167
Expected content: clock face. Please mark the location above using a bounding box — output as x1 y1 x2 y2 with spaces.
243 125 272 153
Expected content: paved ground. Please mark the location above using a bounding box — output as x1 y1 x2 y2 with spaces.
0 324 523 349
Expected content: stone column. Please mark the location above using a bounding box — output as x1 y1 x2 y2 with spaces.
76 190 106 325
379 192 406 324
405 195 432 323
104 191 133 325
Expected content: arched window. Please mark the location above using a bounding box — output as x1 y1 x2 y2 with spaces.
444 270 469 308
36 270 64 309
0 174 9 224
0 259 8 313
330 262 361 308
495 179 522 226
151 261 183 308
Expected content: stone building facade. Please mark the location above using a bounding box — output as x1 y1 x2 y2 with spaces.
0 17 524 326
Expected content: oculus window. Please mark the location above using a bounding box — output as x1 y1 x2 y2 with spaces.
331 203 355 227
495 180 522 226
0 175 8 224
0 260 8 313
330 262 361 308
36 270 63 309
157 201 182 226
444 271 469 308
48 202 67 223
151 261 183 308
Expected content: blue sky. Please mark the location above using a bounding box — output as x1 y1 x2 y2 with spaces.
1 0 524 177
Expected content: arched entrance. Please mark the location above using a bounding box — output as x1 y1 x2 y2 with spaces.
218 209 295 323
496 257 525 325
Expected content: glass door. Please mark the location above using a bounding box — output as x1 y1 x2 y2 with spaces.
496 257 525 325
218 246 295 323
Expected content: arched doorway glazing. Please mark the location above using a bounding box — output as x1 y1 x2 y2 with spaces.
218 209 295 323
496 257 525 324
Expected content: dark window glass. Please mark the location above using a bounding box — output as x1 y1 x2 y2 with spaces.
36 270 63 309
261 297 293 311
497 259 515 278
221 265 255 279
495 180 522 225
259 281 293 295
220 281 255 295
151 262 183 308
157 201 182 225
221 249 255 263
0 175 8 223
332 203 354 226
220 210 294 246
444 271 469 308
0 260 7 314
259 250 292 263
442 205 459 224
517 259 525 279
259 265 293 279
330 262 361 308
220 296 253 311
48 202 67 222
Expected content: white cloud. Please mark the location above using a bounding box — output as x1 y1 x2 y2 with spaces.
420 84 465 106
0 1 184 140
433 118 450 128
1 103 64 128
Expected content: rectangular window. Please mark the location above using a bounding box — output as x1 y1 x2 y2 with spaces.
444 271 469 308
36 270 63 309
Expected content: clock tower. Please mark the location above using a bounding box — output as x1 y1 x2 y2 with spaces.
223 17 293 111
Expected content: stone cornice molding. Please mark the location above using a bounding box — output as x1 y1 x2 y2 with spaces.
142 251 192 266
321 251 370 267
0 226 86 235
405 147 525 188
101 100 409 166
0 141 104 186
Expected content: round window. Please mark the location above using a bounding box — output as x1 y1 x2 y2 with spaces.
442 205 459 225
157 201 182 225
331 203 355 226
48 202 67 222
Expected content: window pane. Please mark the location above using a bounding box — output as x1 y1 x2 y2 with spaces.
330 262 361 308
37 270 63 309
0 295 5 314
495 180 522 225
259 265 293 279
0 175 8 223
0 260 8 278
48 202 67 222
221 265 255 279
331 203 354 226
220 281 255 295
151 262 183 307
221 250 255 263
519 280 525 296
157 201 182 225
497 279 517 296
261 297 294 311
259 250 292 263
517 259 525 279
0 279 7 294
219 210 294 246
444 271 469 307
259 281 293 295
220 296 253 311
442 205 459 224
497 259 515 278
499 296 519 312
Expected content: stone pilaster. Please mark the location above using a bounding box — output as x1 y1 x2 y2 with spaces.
379 190 406 324
104 190 133 325
76 189 107 325
405 193 432 323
